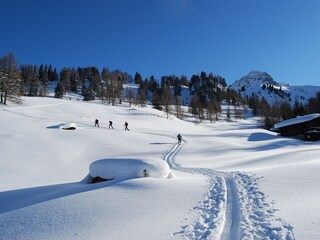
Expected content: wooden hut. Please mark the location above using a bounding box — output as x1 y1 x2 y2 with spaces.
274 114 320 138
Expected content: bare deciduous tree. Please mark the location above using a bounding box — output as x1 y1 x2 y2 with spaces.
174 96 184 120
161 84 172 119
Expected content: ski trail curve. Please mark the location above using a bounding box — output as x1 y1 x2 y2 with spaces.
163 141 240 240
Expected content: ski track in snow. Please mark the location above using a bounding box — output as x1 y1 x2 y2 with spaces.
3 102 65 111
233 172 296 240
2 103 67 121
163 141 296 240
163 142 239 240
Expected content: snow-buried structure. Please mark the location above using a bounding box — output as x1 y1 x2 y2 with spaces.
59 122 77 130
84 158 172 184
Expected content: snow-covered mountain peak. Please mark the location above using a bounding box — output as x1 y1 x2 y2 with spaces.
230 71 320 106
232 71 277 89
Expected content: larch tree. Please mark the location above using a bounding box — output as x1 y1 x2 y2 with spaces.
101 67 110 104
161 84 172 119
127 87 134 107
174 95 184 120
207 98 220 122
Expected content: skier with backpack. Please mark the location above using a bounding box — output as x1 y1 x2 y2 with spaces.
95 119 99 127
177 134 182 144
109 121 113 129
124 121 129 131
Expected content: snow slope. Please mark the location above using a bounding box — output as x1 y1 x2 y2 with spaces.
1 96 320 239
0 97 207 240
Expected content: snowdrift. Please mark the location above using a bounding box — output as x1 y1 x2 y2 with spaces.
84 158 172 183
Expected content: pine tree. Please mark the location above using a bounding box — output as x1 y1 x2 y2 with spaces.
307 92 320 114
53 67 59 81
88 67 101 93
172 76 182 97
47 65 58 81
138 88 146 107
27 65 39 96
0 52 22 104
48 64 53 81
101 67 109 103
293 100 306 117
59 68 71 92
54 81 65 98
189 95 198 118
83 87 95 101
22 64 33 95
152 89 162 110
279 102 292 120
134 72 142 84
180 75 189 87
138 79 148 104
69 68 79 93
116 73 124 103
38 64 48 96
189 74 201 95
147 75 158 93
248 94 259 116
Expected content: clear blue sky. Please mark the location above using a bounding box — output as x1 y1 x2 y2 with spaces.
1 0 320 86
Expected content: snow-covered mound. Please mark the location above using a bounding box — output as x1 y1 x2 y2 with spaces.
59 122 77 130
230 71 320 106
86 158 172 183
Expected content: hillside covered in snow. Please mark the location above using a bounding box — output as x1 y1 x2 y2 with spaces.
0 96 320 239
230 71 320 106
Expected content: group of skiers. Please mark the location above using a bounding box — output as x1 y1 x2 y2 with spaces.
94 119 129 131
94 118 181 143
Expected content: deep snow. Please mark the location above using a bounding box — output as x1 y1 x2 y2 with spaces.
1 96 320 239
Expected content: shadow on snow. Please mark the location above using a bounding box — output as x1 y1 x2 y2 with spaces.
0 178 123 214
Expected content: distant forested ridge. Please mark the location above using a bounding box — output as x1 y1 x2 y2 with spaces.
1 52 320 128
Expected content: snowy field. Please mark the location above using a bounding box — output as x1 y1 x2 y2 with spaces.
0 96 320 239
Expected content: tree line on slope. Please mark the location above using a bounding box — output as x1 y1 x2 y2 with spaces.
245 92 320 129
0 52 237 122
1 52 320 128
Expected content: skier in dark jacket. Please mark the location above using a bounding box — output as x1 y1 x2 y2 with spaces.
95 119 99 127
177 134 182 144
124 121 129 131
109 121 113 129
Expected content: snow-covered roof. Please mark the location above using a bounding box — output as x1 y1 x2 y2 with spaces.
274 113 320 129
